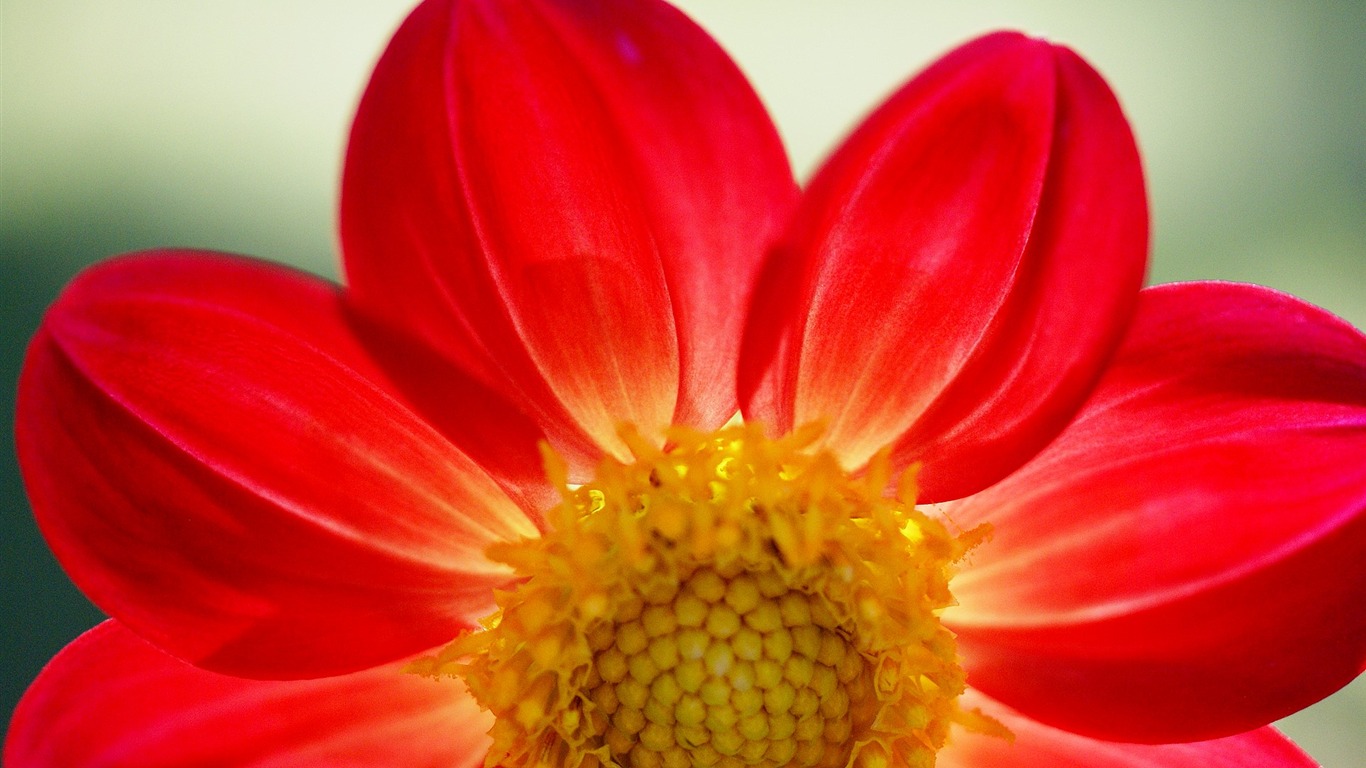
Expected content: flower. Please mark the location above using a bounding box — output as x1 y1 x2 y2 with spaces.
7 0 1365 765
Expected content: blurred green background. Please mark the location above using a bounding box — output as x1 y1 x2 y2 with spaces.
3 0 1362 762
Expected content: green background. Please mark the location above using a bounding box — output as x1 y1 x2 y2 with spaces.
3 1 1363 762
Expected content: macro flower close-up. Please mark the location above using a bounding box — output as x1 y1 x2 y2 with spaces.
5 0 1365 766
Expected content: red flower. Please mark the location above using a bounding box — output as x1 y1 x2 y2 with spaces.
8 1 1364 766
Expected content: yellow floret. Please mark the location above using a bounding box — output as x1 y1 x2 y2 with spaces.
419 424 996 768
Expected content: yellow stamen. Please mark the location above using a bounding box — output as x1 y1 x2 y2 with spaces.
411 424 997 767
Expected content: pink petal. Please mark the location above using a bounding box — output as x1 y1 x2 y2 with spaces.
946 281 1366 741
739 32 1147 500
4 621 490 767
342 0 797 465
939 690 1318 767
17 252 542 679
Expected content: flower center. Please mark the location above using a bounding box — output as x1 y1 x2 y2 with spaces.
589 564 868 768
413 424 986 768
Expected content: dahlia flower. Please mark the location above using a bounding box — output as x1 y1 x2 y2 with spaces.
8 0 1364 766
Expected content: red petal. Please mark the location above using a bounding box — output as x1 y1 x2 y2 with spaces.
342 0 797 464
940 690 1318 767
17 252 542 679
946 282 1366 741
4 621 490 767
739 32 1146 500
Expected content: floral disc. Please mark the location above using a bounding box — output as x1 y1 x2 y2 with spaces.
413 424 995 768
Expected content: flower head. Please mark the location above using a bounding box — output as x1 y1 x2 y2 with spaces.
8 1 1365 766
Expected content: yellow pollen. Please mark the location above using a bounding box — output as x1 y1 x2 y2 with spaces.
411 424 996 768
